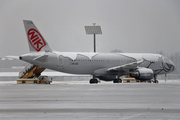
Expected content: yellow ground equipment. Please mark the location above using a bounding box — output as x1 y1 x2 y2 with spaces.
17 64 52 84
123 75 152 83
123 76 137 83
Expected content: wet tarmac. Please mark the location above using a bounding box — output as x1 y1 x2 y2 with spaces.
0 81 180 120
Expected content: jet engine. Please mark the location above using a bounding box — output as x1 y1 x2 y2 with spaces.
130 68 154 80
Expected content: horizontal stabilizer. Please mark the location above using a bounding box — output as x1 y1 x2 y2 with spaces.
33 55 48 63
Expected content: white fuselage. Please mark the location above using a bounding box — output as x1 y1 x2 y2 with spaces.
20 51 175 77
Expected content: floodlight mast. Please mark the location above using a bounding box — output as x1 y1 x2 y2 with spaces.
85 23 102 53
93 23 96 53
94 34 96 52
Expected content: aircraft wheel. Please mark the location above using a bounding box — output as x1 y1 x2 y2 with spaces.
89 79 98 84
113 79 117 83
153 80 159 83
119 79 122 83
155 80 159 83
113 79 122 83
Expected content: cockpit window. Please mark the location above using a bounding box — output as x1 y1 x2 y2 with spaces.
164 57 172 64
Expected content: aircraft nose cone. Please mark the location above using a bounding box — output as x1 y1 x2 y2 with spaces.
168 60 175 72
163 57 175 72
170 63 175 72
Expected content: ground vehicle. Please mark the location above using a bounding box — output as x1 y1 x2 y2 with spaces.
17 64 51 84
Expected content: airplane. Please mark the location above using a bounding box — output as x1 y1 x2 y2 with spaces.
19 20 175 84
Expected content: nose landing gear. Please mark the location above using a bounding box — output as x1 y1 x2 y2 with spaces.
153 79 159 83
153 75 159 83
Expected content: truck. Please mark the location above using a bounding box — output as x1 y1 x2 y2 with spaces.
17 63 52 84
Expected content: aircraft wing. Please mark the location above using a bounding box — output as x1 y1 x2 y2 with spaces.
107 59 145 73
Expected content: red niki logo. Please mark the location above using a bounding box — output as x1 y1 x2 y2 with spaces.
27 29 46 52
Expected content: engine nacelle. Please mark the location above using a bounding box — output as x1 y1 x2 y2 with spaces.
130 68 154 80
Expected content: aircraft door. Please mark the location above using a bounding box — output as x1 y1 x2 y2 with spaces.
58 55 64 67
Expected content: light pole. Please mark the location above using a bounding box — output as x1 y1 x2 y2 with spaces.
85 23 102 52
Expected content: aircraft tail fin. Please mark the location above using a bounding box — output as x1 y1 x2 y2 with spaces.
23 20 52 52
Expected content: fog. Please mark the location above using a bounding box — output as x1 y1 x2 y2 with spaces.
0 0 179 57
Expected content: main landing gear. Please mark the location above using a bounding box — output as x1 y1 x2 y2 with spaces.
89 75 98 84
113 79 122 83
89 76 122 84
89 78 98 84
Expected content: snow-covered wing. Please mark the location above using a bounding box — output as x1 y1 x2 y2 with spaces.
107 59 144 72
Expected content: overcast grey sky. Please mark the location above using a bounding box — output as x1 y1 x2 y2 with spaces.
0 0 179 57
